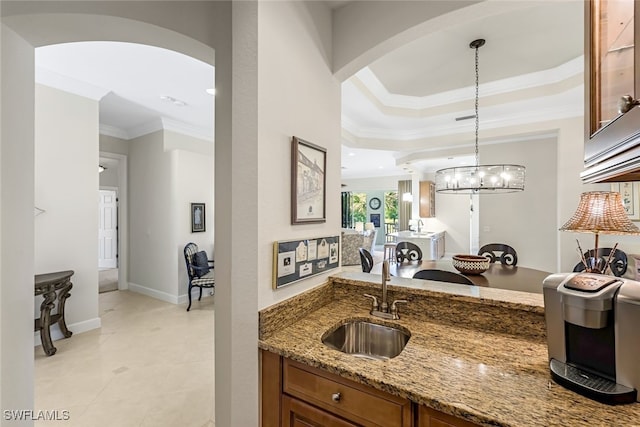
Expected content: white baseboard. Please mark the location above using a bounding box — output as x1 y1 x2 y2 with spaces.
177 288 214 304
128 282 179 304
116 282 212 306
34 317 101 347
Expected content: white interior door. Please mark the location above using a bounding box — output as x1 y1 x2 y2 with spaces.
99 190 118 269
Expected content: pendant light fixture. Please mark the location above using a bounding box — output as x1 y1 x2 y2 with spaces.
435 39 525 194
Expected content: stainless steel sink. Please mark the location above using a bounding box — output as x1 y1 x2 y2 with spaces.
321 320 410 360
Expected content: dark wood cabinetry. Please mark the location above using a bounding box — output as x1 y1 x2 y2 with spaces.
283 396 359 427
582 0 640 183
417 405 479 427
261 349 479 427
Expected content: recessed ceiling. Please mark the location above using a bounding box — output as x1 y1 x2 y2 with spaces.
368 2 583 97
35 41 214 140
340 0 584 180
32 2 584 181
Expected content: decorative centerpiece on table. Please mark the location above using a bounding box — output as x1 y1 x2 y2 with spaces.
452 254 490 275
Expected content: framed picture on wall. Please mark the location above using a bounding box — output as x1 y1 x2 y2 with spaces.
610 183 640 220
191 203 206 232
291 136 326 224
370 213 381 228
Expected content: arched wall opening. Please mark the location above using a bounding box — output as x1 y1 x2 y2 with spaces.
1 5 241 423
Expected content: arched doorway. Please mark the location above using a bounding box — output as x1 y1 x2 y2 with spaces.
1 5 233 421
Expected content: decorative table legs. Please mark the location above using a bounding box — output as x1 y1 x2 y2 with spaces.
34 271 74 356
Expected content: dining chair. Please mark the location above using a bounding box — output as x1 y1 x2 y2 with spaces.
478 243 518 266
573 247 628 277
358 248 374 273
184 242 215 311
412 269 474 286
395 241 423 263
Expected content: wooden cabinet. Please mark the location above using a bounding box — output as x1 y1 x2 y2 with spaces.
261 349 411 427
282 396 358 427
419 181 435 218
261 349 480 427
418 405 479 427
283 358 412 427
582 0 640 183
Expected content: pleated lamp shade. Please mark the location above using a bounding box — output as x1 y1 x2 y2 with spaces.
560 191 640 235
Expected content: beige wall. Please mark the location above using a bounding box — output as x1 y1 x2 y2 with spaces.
34 84 101 334
479 137 557 272
0 23 36 415
99 134 129 156
256 1 341 310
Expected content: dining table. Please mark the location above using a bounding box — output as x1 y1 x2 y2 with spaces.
370 259 552 294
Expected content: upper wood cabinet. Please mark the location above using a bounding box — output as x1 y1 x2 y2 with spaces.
419 180 435 218
582 0 640 183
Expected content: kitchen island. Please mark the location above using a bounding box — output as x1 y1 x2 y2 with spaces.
389 230 445 260
259 272 640 426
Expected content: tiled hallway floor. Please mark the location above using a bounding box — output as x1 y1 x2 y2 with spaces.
35 290 215 427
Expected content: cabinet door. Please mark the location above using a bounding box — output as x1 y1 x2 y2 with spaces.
582 0 640 182
418 405 479 427
589 0 636 137
282 395 359 427
419 181 435 218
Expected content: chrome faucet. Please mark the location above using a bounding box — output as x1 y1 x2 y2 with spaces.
417 219 424 233
364 260 408 320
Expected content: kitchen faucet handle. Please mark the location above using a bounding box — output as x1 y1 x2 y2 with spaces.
363 293 379 311
390 299 408 319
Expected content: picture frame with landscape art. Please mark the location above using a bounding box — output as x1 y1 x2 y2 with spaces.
610 183 640 221
291 136 326 224
191 203 206 232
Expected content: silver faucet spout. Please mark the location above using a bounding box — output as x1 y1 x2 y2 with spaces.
381 260 390 311
364 260 408 320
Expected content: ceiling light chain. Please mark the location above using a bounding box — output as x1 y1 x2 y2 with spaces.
435 38 526 194
474 39 480 169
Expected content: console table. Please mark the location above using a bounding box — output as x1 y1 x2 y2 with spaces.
34 270 74 356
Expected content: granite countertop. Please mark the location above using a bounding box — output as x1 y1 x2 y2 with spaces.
259 273 640 427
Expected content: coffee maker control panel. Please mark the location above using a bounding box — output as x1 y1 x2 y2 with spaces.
563 273 620 293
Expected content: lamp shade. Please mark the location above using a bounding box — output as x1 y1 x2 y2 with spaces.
559 191 640 235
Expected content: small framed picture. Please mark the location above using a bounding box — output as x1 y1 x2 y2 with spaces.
291 136 326 224
370 213 381 228
191 203 206 232
610 182 640 220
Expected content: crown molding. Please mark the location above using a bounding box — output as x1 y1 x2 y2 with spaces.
99 125 130 140
35 66 111 101
342 87 583 142
161 117 213 142
354 56 584 110
100 117 213 142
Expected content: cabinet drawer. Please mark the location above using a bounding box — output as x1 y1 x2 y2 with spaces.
282 395 359 427
283 359 411 427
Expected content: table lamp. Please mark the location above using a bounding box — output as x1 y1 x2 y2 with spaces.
560 191 640 273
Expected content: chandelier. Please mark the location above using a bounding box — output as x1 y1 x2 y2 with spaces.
435 39 525 194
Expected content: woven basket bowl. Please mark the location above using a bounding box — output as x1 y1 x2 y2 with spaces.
452 254 490 275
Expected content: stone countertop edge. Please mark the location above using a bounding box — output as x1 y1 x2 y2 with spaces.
258 273 640 427
332 271 546 312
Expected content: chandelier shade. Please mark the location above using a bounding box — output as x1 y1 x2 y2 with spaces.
435 38 525 194
435 164 525 194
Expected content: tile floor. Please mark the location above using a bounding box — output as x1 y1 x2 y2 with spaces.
34 290 215 427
